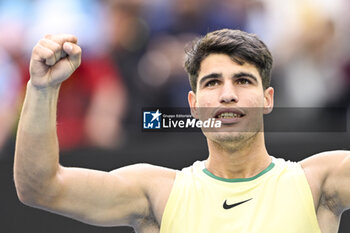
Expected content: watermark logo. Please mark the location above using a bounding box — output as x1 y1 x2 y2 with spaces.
142 108 222 131
143 109 162 129
142 107 347 132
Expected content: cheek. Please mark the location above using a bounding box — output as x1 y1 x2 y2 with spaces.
239 90 265 107
196 93 214 107
249 98 264 107
201 100 213 107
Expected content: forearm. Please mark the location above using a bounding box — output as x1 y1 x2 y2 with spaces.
14 81 61 203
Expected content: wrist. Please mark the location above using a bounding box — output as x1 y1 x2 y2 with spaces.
27 80 61 94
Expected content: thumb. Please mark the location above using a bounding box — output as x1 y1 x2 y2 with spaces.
63 42 82 68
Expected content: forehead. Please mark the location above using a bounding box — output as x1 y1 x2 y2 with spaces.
198 54 261 82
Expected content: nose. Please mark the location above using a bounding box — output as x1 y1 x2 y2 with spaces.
219 82 238 103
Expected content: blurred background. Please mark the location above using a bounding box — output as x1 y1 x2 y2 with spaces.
0 0 349 232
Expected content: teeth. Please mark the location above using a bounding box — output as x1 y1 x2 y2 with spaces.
217 112 241 118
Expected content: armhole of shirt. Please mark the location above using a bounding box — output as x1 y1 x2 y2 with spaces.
296 162 322 233
159 170 183 232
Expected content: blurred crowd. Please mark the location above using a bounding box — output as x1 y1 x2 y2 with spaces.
1 0 350 157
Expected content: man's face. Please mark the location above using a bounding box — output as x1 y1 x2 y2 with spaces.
188 53 274 145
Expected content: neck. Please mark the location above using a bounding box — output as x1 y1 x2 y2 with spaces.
205 132 271 179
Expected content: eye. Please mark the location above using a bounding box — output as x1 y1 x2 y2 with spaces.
236 78 252 85
205 79 220 87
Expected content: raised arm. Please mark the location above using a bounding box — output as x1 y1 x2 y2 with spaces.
13 34 174 228
301 150 350 231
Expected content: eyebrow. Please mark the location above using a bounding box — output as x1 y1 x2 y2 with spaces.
198 72 258 87
234 72 258 83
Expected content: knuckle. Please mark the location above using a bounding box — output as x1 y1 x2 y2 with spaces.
47 49 55 58
32 44 44 56
77 46 82 55
53 43 61 52
32 44 39 54
38 38 49 46
44 34 52 39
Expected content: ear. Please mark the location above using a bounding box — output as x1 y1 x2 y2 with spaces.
263 87 274 114
188 90 199 119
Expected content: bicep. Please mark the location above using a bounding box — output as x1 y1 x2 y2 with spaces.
40 164 151 227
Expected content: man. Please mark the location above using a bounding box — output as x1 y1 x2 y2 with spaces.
14 29 350 233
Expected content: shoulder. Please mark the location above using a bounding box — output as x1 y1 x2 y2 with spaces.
110 163 177 175
300 150 350 168
110 163 177 191
300 150 350 185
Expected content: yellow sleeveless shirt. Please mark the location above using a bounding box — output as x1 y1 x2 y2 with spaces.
160 157 321 233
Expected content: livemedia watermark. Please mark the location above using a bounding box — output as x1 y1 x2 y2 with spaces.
142 107 348 133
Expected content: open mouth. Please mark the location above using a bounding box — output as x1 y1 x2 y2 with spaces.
216 112 244 119
215 108 245 118
214 109 246 124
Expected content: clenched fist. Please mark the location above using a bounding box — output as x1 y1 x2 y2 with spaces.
29 34 82 89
